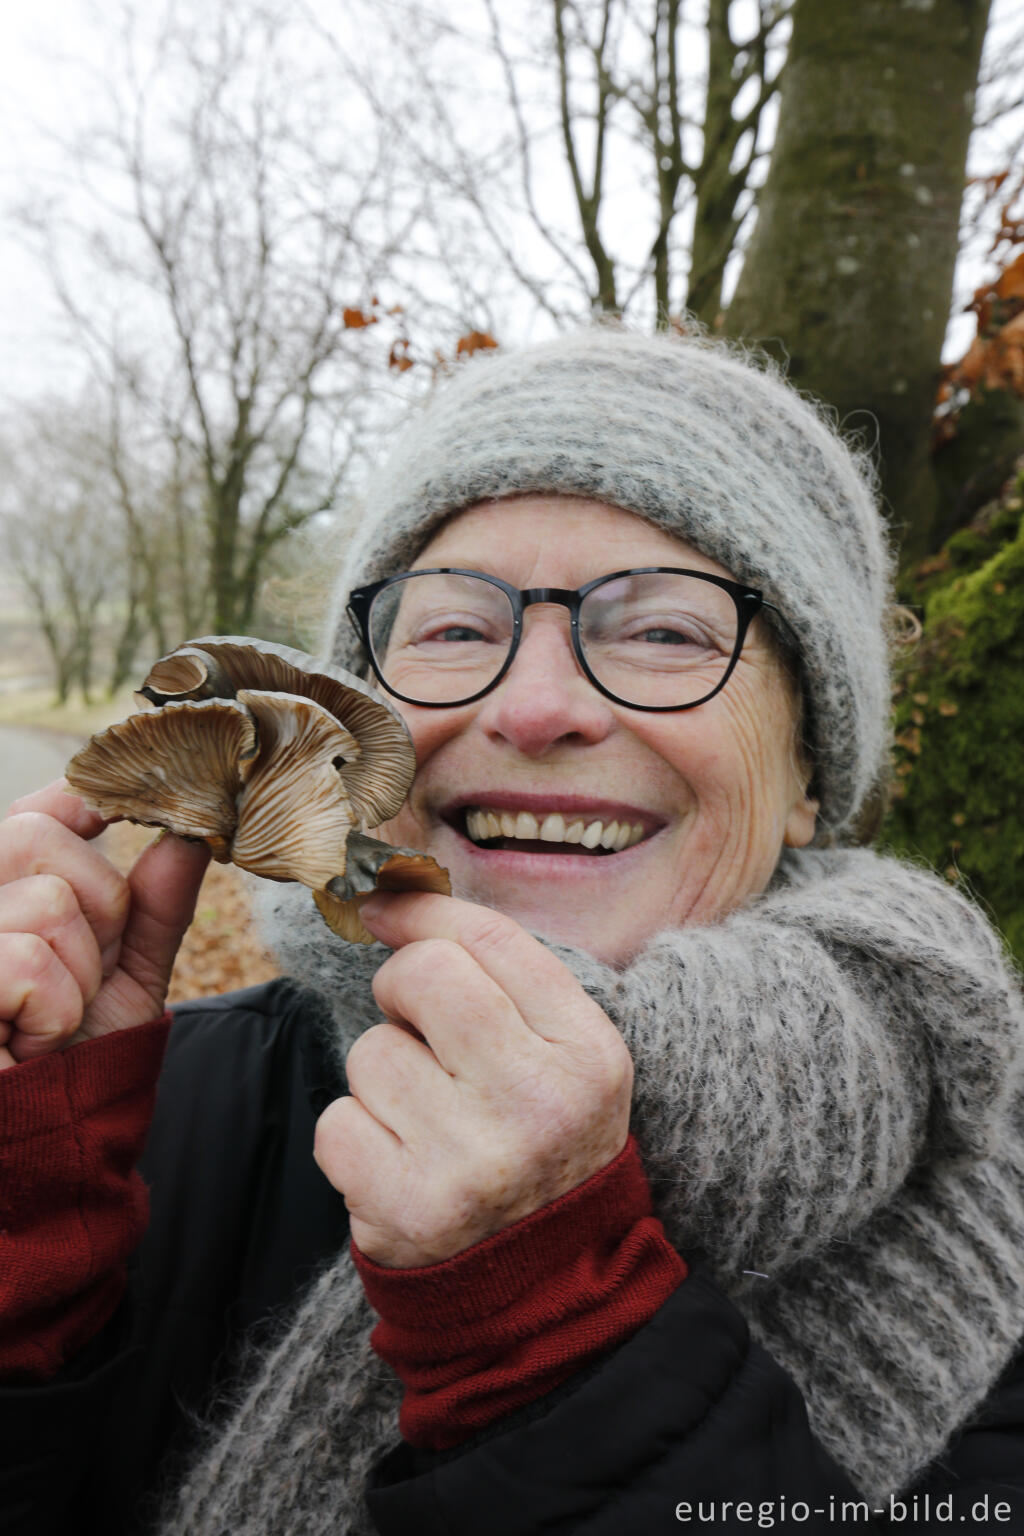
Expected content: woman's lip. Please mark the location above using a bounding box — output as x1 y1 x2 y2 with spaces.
441 791 665 833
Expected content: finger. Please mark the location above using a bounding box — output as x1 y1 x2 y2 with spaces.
344 1018 458 1141
314 1093 402 1204
4 779 108 840
0 932 85 1061
0 812 130 957
0 876 103 1008
91 833 210 1022
360 892 599 1044
372 939 537 1083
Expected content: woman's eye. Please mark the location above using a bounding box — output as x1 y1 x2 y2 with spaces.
635 625 699 646
409 616 498 645
433 625 487 642
623 620 714 648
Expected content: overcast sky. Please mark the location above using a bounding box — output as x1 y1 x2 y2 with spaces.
0 0 111 399
1 0 1020 405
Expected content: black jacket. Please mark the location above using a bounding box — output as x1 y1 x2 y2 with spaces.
3 979 1023 1535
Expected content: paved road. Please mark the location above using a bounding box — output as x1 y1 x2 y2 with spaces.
0 725 84 814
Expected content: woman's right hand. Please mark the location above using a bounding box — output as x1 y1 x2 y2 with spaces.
0 780 210 1069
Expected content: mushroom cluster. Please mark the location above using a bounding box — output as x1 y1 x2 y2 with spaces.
65 636 450 943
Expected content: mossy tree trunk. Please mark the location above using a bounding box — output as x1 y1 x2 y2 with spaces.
724 0 990 565
883 483 1024 964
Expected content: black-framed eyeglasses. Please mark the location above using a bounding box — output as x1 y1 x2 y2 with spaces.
347 567 791 712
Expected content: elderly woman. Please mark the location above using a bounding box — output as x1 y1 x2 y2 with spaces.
2 329 1023 1535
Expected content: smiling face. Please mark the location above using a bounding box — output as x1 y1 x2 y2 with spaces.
373 496 819 966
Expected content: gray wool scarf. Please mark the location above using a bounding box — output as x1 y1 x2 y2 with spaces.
160 848 1024 1534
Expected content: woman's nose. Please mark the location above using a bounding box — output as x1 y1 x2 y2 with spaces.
474 611 616 757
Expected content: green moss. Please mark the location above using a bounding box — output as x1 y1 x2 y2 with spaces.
881 484 1024 967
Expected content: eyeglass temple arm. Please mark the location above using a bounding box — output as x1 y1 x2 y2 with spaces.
759 600 801 655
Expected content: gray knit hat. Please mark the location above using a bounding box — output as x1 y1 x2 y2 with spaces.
325 327 894 842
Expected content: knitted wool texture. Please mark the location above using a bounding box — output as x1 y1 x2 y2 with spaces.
160 848 1024 1535
324 328 894 841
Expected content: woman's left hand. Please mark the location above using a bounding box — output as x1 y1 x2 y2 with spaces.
313 892 633 1268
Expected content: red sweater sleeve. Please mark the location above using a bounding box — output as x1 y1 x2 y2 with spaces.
0 1017 171 1381
351 1134 687 1450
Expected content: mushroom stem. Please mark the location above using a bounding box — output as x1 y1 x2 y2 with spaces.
326 830 418 902
315 830 452 942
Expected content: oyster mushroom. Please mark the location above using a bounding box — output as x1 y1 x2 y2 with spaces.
139 636 413 827
65 636 450 945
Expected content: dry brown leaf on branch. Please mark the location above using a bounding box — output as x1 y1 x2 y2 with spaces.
455 330 499 356
343 306 378 329
990 170 1024 257
967 168 1010 202
388 338 414 372
967 251 1024 336
935 250 1024 444
947 309 1024 397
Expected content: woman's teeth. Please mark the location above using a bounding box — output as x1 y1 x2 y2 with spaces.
463 808 646 852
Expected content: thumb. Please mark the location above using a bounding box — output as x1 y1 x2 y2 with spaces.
119 832 212 1006
83 833 211 1036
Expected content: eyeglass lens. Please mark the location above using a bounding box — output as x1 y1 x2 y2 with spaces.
367 570 741 708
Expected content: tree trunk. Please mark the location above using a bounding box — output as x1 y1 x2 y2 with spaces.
209 483 242 633
686 0 745 326
724 0 990 565
109 596 142 694
41 618 73 706
53 660 72 707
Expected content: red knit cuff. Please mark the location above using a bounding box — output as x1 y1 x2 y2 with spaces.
0 1016 171 1380
351 1135 687 1449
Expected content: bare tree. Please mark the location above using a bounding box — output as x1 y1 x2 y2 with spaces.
18 0 413 636
547 0 789 322
337 0 789 328
1 409 123 703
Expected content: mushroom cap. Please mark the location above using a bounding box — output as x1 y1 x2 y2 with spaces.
138 647 234 705
313 888 378 945
65 698 256 860
143 636 414 827
230 690 359 888
316 830 451 943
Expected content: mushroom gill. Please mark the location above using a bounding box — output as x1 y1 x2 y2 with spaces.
230 690 359 888
65 699 256 861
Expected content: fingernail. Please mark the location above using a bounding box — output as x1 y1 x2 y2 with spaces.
359 894 385 923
